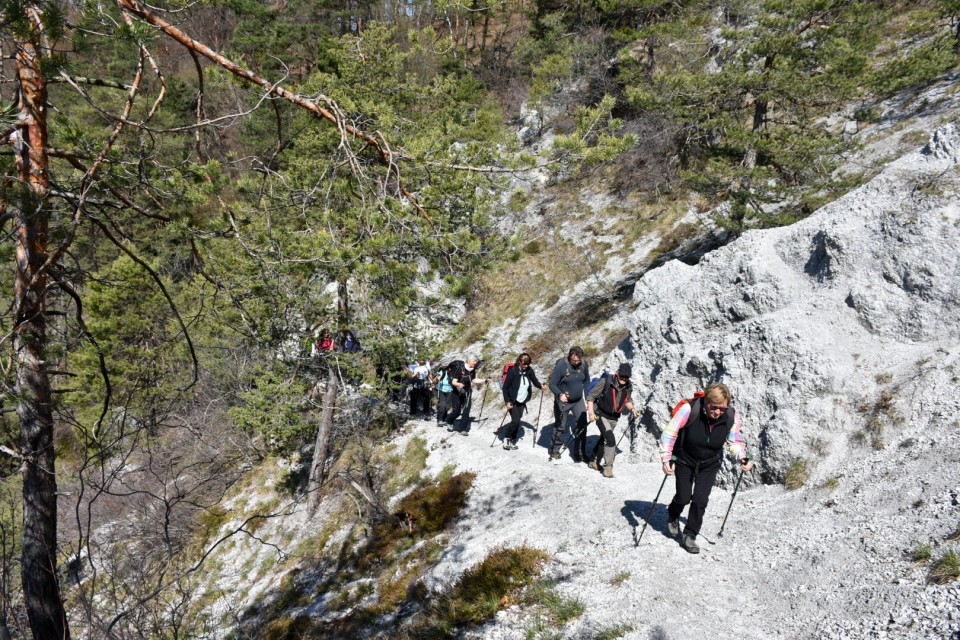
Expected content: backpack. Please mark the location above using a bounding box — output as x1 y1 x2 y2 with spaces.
585 370 610 396
671 390 705 417
436 369 454 394
448 360 469 392
319 336 334 351
498 362 516 389
594 373 631 416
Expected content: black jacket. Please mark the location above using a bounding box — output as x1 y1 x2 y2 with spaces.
677 398 735 466
502 366 543 404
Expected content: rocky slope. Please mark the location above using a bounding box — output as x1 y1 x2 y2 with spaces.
410 121 960 639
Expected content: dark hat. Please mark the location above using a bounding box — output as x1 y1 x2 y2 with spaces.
617 363 632 378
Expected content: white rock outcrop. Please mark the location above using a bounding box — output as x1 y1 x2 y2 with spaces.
626 123 960 479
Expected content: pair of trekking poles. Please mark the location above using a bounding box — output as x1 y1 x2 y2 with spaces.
635 456 751 546
487 387 546 448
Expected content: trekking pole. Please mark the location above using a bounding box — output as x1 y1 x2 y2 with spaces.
717 456 751 538
476 382 489 422
636 457 675 546
615 412 641 450
532 389 545 449
558 420 591 456
488 410 509 447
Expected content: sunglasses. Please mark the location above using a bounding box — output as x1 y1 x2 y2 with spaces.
706 403 728 412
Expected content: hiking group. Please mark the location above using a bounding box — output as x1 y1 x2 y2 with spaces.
415 346 754 553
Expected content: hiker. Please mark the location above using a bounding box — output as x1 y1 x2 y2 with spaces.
585 362 640 478
660 382 754 554
432 361 461 428
409 359 432 417
547 346 591 461
448 355 486 435
343 329 361 353
316 329 335 353
501 353 543 450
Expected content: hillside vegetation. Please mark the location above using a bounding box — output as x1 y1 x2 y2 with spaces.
0 0 958 638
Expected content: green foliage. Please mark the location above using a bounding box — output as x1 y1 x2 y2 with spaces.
524 580 585 625
620 0 956 231
871 34 957 96
227 368 313 455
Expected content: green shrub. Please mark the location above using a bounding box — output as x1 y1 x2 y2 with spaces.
591 624 636 640
414 545 550 638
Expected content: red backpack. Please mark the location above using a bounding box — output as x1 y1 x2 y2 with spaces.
671 390 705 417
498 362 516 389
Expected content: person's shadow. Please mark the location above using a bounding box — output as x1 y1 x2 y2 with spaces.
622 500 675 546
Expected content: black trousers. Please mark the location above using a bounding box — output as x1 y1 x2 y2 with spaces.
455 389 473 431
503 402 526 440
667 460 721 539
410 386 430 415
437 391 461 425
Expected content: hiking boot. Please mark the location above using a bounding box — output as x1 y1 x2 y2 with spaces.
587 459 599 470
459 430 469 436
509 439 518 450
503 439 514 450
549 452 561 460
682 535 700 554
667 519 680 537
602 465 614 478
446 425 456 432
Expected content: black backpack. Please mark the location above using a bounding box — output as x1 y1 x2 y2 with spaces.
595 375 631 416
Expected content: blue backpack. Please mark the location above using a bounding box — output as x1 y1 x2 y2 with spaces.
585 370 610 395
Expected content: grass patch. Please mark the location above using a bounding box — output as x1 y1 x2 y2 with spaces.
911 542 933 563
524 580 585 625
591 624 636 640
928 548 960 584
784 458 809 490
819 476 839 491
609 570 630 587
361 472 475 570
401 544 550 639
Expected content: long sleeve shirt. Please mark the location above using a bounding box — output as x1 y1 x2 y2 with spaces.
658 401 748 463
548 359 590 401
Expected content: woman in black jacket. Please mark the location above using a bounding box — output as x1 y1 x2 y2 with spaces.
501 353 543 450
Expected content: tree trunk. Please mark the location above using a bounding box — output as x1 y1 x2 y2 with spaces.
306 372 338 516
307 277 350 515
14 16 71 640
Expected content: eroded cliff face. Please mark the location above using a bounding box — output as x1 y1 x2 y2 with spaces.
624 123 960 481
